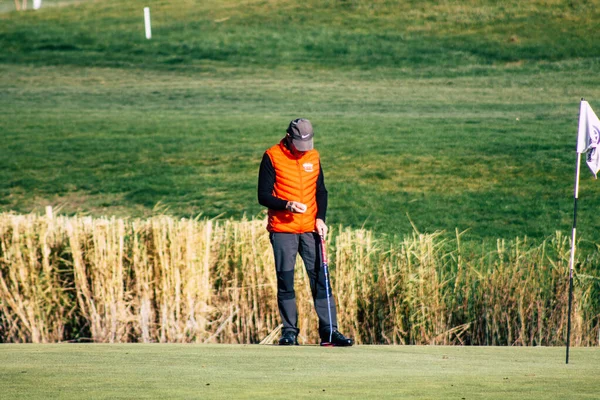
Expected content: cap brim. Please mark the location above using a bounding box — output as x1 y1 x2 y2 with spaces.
292 138 313 151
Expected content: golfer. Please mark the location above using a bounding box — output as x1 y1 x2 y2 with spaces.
258 118 353 347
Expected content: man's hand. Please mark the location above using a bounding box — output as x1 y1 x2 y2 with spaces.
316 218 328 238
286 201 307 213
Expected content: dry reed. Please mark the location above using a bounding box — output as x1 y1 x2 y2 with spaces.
0 212 598 345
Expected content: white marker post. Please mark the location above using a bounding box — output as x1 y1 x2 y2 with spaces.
144 7 152 39
33 0 42 10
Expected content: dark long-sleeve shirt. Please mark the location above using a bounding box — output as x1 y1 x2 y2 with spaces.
257 153 328 222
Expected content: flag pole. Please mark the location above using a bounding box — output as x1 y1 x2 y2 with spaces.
566 150 581 364
567 97 585 364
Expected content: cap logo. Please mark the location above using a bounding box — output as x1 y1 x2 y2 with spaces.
301 133 311 139
303 162 314 172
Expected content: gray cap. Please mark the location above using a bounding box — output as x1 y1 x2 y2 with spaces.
286 118 314 151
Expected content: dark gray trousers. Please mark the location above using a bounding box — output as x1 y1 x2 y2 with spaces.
270 232 338 338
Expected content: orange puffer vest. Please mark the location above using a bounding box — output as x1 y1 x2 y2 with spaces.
266 139 320 233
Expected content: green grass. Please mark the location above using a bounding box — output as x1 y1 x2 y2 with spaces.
1 0 600 241
1 344 599 399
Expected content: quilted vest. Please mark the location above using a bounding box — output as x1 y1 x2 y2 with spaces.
265 139 320 233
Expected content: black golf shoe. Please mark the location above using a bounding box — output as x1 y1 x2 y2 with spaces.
320 330 354 347
279 331 299 346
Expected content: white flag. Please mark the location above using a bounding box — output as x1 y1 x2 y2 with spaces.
577 100 600 177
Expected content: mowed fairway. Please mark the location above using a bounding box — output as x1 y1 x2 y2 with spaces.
2 0 600 241
1 345 599 399
1 64 595 240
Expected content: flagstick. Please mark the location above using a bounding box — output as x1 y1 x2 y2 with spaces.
566 150 582 364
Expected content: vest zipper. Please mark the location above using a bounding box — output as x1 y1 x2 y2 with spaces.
297 158 304 229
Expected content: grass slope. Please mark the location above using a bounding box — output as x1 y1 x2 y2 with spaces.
1 344 600 399
1 0 600 241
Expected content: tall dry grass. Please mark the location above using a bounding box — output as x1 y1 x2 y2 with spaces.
0 212 598 345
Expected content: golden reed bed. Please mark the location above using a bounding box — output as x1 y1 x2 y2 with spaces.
0 212 598 345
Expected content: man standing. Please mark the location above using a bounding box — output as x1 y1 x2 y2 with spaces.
258 118 353 347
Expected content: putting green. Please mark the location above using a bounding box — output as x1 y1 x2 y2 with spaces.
1 344 599 399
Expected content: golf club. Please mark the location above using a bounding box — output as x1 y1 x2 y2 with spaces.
319 234 333 345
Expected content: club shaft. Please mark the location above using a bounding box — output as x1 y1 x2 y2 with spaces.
320 235 333 343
